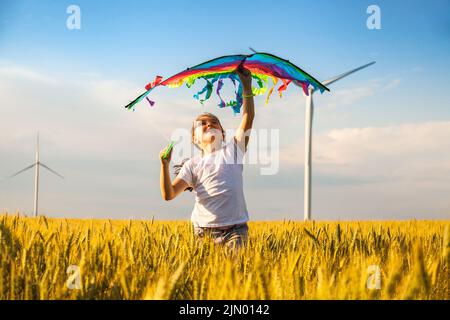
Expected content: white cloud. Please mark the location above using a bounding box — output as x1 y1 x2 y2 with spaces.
0 64 58 85
280 121 450 183
319 76 402 109
323 84 377 108
382 78 401 91
0 63 448 220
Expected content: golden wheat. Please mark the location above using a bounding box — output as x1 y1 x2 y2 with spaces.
0 212 448 300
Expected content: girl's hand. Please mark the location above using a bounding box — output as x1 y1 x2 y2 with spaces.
236 65 252 92
159 143 173 165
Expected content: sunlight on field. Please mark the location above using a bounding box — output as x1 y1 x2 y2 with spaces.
0 213 448 299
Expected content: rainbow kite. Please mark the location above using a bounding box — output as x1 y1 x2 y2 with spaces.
125 52 329 114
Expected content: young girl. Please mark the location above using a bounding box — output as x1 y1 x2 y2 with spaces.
159 66 254 249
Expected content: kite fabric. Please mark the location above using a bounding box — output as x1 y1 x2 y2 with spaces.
124 52 329 114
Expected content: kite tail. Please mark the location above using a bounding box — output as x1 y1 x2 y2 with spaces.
265 77 279 105
193 78 216 104
300 81 310 96
277 79 292 97
216 78 226 108
124 90 153 111
125 75 163 111
145 75 163 90
229 74 244 115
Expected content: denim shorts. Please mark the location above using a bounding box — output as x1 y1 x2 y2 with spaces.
193 223 249 248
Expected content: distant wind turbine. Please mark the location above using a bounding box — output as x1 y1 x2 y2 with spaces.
6 132 64 217
249 47 375 221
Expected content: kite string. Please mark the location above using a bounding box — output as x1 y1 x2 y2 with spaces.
149 119 172 143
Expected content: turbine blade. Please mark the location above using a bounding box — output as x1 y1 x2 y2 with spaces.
7 163 36 179
319 61 376 88
39 163 64 179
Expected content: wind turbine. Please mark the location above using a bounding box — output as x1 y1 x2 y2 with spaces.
302 61 375 221
249 47 375 221
6 132 64 217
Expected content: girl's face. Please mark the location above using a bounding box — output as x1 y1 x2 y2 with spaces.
193 116 224 147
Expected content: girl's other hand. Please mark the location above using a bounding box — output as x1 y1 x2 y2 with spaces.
159 143 173 165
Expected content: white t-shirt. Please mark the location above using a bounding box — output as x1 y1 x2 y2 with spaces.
176 138 249 227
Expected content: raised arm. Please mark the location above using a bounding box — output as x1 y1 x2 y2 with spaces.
235 66 255 152
159 144 189 201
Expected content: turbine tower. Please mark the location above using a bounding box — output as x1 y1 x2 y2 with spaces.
302 62 375 221
7 132 64 217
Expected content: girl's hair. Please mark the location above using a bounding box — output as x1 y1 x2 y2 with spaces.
190 112 226 151
173 112 225 192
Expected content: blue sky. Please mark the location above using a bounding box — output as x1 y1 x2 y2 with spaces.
1 0 449 126
0 0 449 220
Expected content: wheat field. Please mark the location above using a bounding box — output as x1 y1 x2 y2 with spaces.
0 213 448 300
